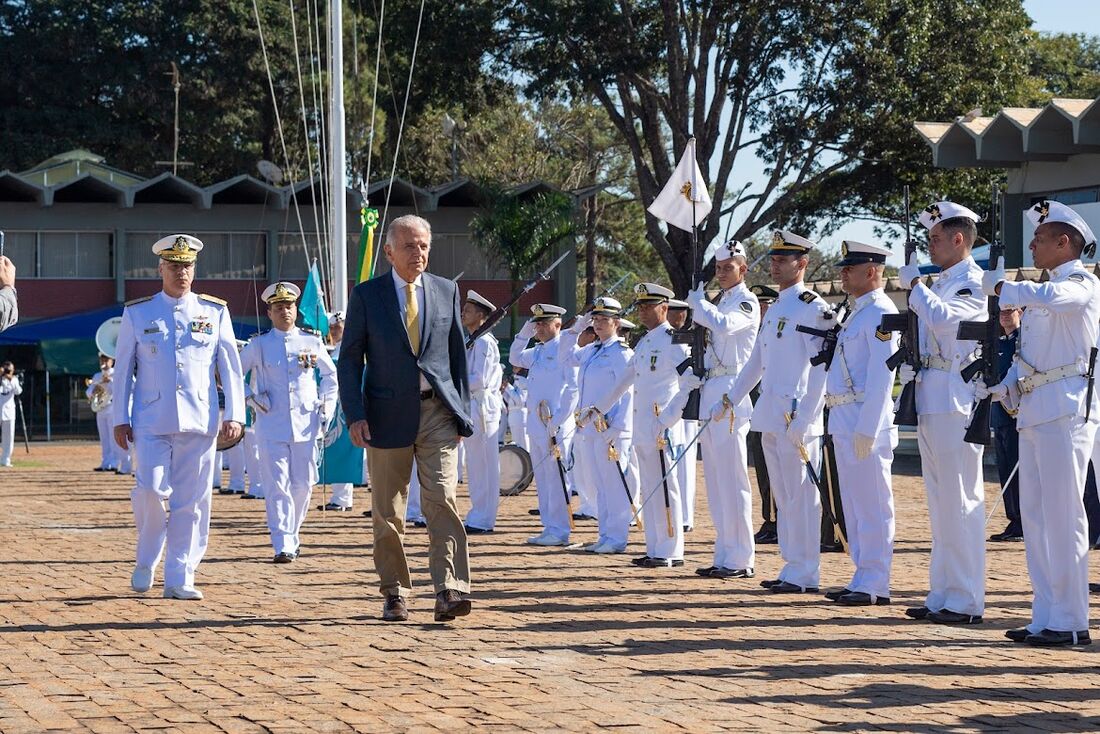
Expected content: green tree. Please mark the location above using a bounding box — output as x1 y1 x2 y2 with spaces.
503 0 1038 292
470 186 577 333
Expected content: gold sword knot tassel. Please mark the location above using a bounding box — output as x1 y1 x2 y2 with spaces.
607 443 620 462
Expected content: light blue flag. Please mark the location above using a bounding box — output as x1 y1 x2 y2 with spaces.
298 261 330 338
319 412 365 484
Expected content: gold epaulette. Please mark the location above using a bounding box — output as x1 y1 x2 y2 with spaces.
124 295 154 306
198 293 228 306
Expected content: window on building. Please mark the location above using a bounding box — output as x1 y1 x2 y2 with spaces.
277 232 321 280
2 232 37 276
125 232 267 279
30 231 113 278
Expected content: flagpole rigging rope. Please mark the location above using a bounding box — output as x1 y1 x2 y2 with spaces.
363 0 385 194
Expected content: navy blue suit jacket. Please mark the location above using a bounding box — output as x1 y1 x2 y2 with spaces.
337 271 473 448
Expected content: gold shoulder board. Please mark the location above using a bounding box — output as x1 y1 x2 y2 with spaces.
198 293 228 306
124 295 154 306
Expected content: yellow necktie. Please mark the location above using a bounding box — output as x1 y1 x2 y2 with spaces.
405 282 420 354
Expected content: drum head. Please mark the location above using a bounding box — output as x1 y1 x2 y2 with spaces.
499 444 533 496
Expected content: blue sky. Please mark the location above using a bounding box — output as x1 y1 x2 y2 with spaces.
817 0 1100 265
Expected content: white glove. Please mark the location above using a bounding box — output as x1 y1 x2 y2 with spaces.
686 284 706 308
853 432 875 461
897 254 921 290
678 372 703 392
785 415 811 449
981 267 1006 297
898 363 916 386
518 319 537 339
568 312 592 334
973 380 1008 403
708 400 730 421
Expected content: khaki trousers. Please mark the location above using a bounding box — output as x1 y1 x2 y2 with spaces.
367 396 470 597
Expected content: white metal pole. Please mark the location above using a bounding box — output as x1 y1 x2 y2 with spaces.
329 0 349 312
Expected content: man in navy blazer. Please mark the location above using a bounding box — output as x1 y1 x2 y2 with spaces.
338 214 474 623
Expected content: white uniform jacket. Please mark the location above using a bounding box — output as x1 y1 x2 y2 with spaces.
825 289 899 438
729 284 833 435
239 326 338 443
565 336 634 437
909 257 985 416
509 331 579 424
467 333 503 427
0 375 21 421
691 282 759 416
594 323 690 444
1000 260 1100 429
113 291 245 435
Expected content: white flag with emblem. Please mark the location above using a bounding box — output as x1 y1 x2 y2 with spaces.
647 137 712 233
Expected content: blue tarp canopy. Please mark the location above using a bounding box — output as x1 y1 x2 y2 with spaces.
0 304 259 374
917 244 991 274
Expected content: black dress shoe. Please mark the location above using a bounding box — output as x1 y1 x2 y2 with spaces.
362 510 373 518
989 529 1024 542
273 552 294 564
927 609 983 625
695 565 719 577
683 525 694 533
1025 629 1092 646
318 502 352 511
836 591 890 606
572 512 596 521
904 606 930 620
770 581 819 594
1004 627 1031 643
412 520 427 528
759 579 781 589
630 555 651 566
824 588 852 601
382 595 408 622
217 488 234 495
754 529 779 545
1090 582 1100 594
434 589 472 622
636 557 684 568
710 567 754 579
820 541 844 553
753 523 776 541
464 525 493 534
240 493 259 499
528 509 541 516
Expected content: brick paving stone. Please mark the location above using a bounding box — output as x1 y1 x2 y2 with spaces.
1 443 1100 731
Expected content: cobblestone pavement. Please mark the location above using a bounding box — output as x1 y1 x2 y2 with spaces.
0 442 1098 732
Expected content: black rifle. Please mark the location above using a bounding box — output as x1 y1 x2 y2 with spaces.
956 184 1004 446
465 249 571 349
795 297 851 370
880 186 920 426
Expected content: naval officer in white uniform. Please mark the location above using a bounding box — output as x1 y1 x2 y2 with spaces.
239 282 338 562
821 241 899 607
896 201 987 625
462 290 504 533
113 234 245 600
980 200 1100 646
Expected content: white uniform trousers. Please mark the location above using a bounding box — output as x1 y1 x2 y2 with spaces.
1018 415 1096 633
225 442 246 491
131 431 217 588
916 412 985 616
528 418 572 541
570 430 599 518
833 434 895 599
329 483 354 508
115 440 133 474
575 429 635 550
635 436 685 561
243 431 265 498
464 415 501 530
700 416 754 571
761 432 821 589
679 420 699 528
0 418 14 466
95 411 115 469
406 459 425 522
508 410 528 451
212 450 223 488
258 439 317 554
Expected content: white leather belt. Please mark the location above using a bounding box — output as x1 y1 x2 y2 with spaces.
706 365 737 379
919 354 952 372
1018 360 1086 394
825 391 864 408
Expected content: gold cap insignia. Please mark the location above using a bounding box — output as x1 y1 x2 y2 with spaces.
841 242 849 257
772 231 785 246
533 304 545 317
172 236 189 253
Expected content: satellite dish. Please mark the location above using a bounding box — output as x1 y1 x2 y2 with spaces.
257 160 284 185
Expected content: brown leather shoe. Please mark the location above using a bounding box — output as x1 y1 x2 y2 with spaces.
434 589 472 622
382 594 408 622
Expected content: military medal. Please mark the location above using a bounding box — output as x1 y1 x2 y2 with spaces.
777 317 788 338
649 354 658 372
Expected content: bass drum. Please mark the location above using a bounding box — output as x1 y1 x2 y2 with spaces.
499 444 533 496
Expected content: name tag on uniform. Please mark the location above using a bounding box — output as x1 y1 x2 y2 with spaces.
143 327 160 334
190 319 213 335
